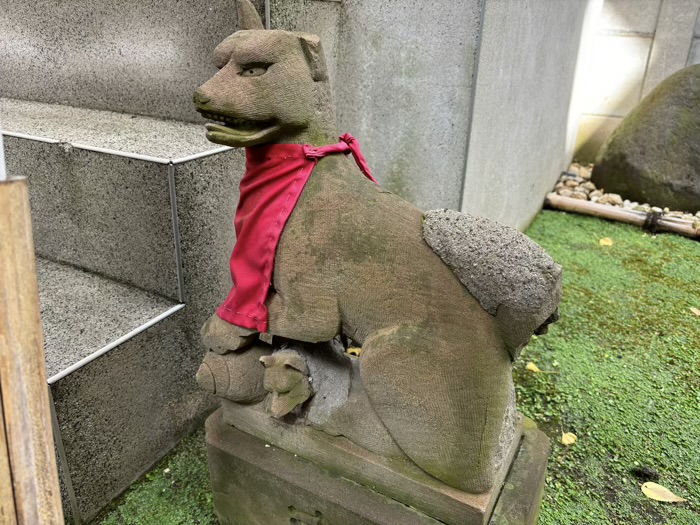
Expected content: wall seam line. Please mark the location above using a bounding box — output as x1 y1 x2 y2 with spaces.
641 0 667 96
167 163 187 303
458 0 488 212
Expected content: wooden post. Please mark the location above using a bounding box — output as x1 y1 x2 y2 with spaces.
0 177 64 524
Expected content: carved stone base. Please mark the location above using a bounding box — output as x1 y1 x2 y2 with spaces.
206 409 549 525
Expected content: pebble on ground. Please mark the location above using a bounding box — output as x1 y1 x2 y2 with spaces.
554 163 700 229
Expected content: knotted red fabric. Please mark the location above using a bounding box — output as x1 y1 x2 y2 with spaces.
217 134 377 332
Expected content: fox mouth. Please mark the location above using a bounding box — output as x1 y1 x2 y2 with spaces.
198 110 279 144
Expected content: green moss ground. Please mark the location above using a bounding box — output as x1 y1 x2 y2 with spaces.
97 428 216 525
522 210 699 525
97 210 699 525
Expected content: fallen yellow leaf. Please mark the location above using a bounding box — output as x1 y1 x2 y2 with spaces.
561 432 577 445
690 307 700 316
525 362 542 373
641 482 687 502
599 237 613 246
346 347 362 357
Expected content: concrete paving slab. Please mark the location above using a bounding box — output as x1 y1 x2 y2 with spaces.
37 257 177 380
0 98 223 160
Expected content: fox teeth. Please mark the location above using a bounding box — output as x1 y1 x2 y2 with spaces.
202 111 247 126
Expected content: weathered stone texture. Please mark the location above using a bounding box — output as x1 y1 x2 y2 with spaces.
423 209 562 358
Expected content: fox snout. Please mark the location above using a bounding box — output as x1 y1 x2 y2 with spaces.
192 90 211 108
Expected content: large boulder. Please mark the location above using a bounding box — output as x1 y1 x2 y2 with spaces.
592 64 700 212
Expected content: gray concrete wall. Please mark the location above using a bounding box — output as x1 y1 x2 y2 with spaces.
333 1 482 210
575 0 700 161
461 0 590 230
271 0 483 211
277 0 586 222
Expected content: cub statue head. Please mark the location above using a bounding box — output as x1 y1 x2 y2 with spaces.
193 0 334 148
259 350 315 418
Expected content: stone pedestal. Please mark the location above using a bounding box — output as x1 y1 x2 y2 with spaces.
206 409 549 525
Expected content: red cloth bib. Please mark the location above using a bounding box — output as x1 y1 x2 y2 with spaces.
217 134 377 332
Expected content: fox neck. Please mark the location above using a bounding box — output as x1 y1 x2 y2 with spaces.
277 82 337 147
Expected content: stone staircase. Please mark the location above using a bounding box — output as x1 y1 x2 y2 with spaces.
0 2 252 521
1 95 246 522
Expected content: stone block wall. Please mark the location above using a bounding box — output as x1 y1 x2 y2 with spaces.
575 0 700 162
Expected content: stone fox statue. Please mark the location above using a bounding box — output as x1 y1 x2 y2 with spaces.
194 0 561 494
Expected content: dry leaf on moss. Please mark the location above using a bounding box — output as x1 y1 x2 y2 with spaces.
641 482 687 502
561 432 577 445
599 237 613 246
525 362 542 373
690 307 700 316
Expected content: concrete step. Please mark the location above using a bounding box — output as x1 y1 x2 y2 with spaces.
36 257 208 523
0 96 247 522
1 97 232 301
38 257 180 382
0 0 251 122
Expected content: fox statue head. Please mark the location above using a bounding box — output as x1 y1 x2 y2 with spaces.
193 0 335 148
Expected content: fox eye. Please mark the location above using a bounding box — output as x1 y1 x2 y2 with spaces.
239 64 271 77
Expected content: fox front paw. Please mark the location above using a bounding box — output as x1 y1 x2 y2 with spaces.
201 313 258 354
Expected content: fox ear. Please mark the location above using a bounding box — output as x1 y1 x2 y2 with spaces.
298 34 328 82
282 355 308 374
237 0 264 30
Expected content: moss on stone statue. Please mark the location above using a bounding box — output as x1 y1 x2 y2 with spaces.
97 210 699 524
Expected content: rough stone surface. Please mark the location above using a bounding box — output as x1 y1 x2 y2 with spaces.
488 418 550 525
422 209 563 358
494 385 520 476
173 148 245 345
3 136 179 299
194 12 563 495
260 348 315 418
0 0 264 122
272 0 482 210
208 410 444 525
289 342 404 459
208 410 546 525
197 346 271 403
52 310 210 523
333 0 481 210
0 98 224 159
300 342 352 426
592 64 700 212
37 258 177 378
3 0 589 226
213 407 512 525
